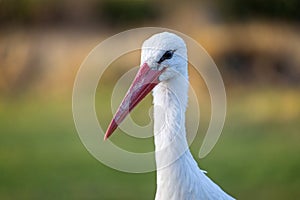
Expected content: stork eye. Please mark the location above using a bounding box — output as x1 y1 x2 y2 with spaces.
158 50 175 64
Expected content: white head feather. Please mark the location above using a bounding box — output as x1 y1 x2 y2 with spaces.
139 32 235 200
141 32 188 82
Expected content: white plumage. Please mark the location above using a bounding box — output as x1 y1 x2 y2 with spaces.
105 32 235 200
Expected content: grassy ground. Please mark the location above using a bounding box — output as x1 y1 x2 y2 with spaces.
0 88 299 200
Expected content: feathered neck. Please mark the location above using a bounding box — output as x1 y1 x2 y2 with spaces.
152 72 235 200
152 72 189 166
152 73 194 199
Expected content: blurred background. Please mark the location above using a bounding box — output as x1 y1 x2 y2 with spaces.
1 0 300 199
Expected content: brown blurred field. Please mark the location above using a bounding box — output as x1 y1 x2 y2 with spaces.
0 0 300 199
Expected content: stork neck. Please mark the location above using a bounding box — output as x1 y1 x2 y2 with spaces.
152 73 235 200
152 73 189 169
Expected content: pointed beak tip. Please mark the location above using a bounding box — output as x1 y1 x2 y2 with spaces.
103 135 108 141
104 131 112 140
104 119 117 141
104 128 112 141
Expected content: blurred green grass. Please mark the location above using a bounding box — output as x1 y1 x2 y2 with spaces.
0 88 300 200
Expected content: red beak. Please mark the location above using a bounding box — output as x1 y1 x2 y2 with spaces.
104 63 165 140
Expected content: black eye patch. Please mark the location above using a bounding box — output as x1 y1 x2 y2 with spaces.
157 50 176 64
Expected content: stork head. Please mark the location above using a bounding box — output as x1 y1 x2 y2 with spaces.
104 32 187 139
141 32 188 81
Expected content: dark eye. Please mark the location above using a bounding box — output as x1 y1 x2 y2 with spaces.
157 50 175 64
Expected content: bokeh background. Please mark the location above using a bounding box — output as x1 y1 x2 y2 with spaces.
1 0 300 199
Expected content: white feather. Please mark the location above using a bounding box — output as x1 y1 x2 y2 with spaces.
141 32 235 200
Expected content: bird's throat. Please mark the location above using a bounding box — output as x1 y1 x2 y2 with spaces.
152 74 189 169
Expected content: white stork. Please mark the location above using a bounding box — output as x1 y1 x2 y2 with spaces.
104 32 235 200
